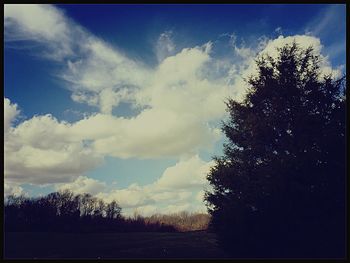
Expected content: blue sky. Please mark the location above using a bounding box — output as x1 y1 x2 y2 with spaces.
4 4 346 215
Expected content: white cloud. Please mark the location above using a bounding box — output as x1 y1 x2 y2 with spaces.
260 35 342 78
71 91 99 108
4 101 103 184
4 4 150 114
196 190 206 203
3 97 219 185
8 5 341 161
162 203 192 214
259 35 322 59
4 181 25 197
154 155 214 189
229 34 343 102
4 98 19 133
62 37 151 109
274 27 283 35
53 43 225 160
4 4 68 41
96 183 155 208
55 176 107 195
90 111 221 159
5 5 228 158
234 45 255 60
228 34 256 60
4 4 74 60
305 5 345 37
131 205 158 217
95 155 213 215
4 33 341 184
155 30 176 62
98 88 130 115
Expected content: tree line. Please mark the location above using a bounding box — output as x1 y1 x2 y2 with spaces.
4 190 176 233
144 211 210 232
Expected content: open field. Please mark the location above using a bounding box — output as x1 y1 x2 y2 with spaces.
4 231 229 259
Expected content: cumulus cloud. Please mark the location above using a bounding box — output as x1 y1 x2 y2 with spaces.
258 35 342 78
227 34 343 102
259 35 322 58
4 98 19 133
95 183 189 210
5 5 341 162
55 176 107 195
4 181 25 197
155 155 214 189
93 155 213 215
3 96 218 185
4 100 103 184
63 41 226 159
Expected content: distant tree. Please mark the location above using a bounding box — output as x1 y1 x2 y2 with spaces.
4 191 177 233
94 199 106 218
80 193 95 217
205 42 346 258
106 200 122 219
57 190 80 217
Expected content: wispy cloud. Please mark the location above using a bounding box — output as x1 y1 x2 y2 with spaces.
4 4 75 60
274 26 283 35
303 4 346 63
304 5 345 37
155 30 176 62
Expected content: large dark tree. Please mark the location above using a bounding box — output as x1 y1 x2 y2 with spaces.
205 42 346 258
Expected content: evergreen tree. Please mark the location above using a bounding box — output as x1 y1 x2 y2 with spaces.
205 42 346 258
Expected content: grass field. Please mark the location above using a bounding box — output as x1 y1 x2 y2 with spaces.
4 231 230 259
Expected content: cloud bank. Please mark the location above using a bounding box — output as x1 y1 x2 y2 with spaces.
4 4 343 214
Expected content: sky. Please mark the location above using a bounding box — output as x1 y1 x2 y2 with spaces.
4 4 346 216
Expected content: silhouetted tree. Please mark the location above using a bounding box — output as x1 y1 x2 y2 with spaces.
106 200 122 219
205 42 346 258
79 193 92 217
4 190 176 233
94 199 106 218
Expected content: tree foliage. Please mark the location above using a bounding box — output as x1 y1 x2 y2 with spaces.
205 42 346 258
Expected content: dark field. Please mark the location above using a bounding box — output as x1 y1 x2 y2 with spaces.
4 231 229 259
